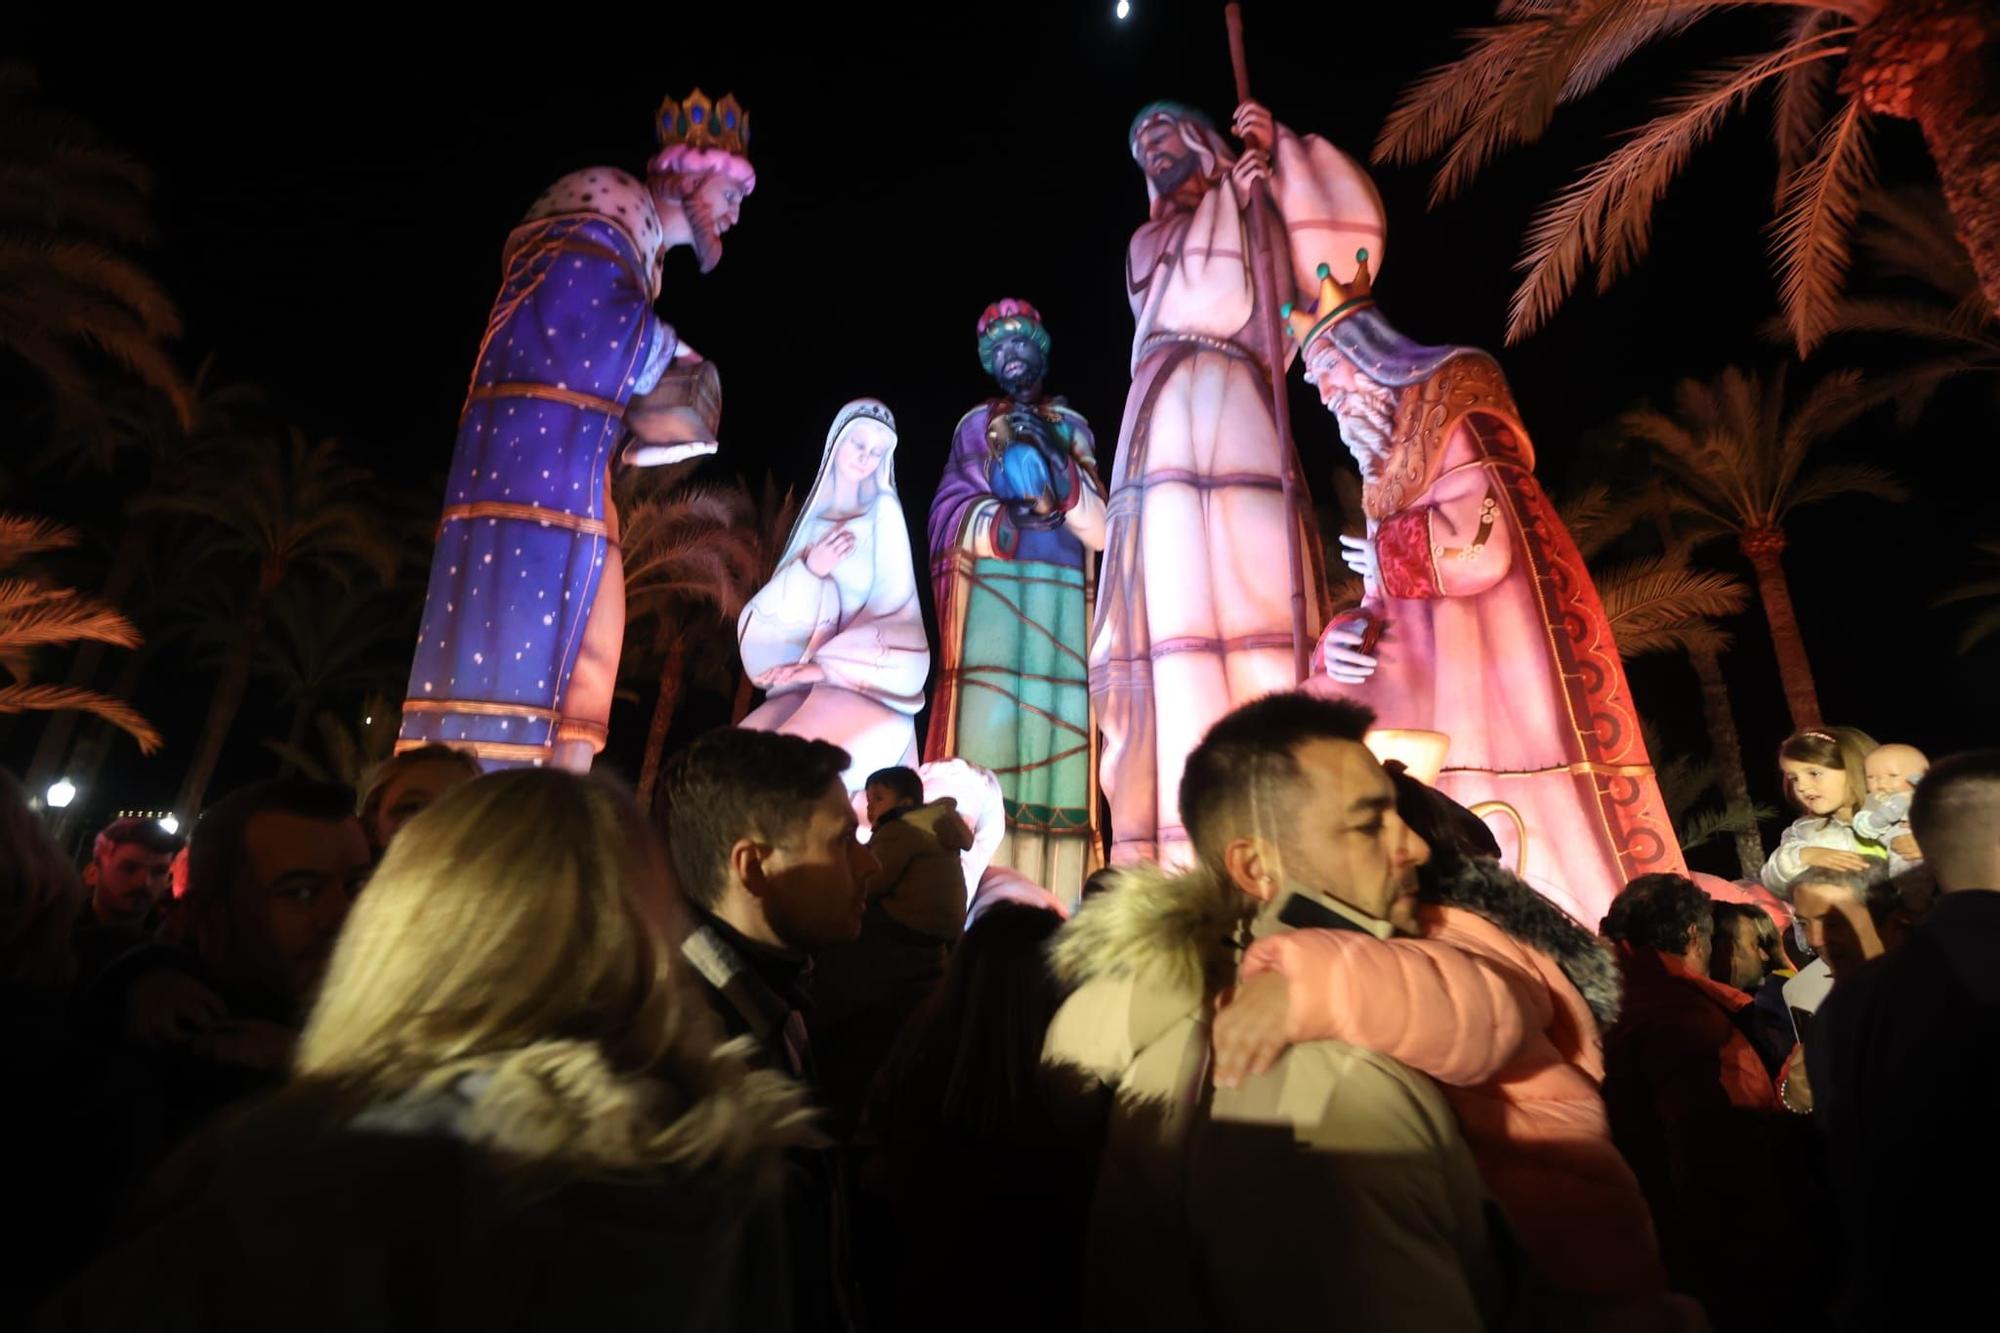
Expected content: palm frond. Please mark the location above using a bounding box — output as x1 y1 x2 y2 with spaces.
1772 5 1840 195
1655 749 1721 821
1598 557 1752 627
1773 98 1876 354
1776 460 1906 516
1507 32 1851 343
1556 482 1616 554
0 512 80 558
0 682 160 752
1609 620 1732 660
1680 799 1780 851
1558 2 1711 106
0 591 141 652
1375 24 1547 167
1814 295 2000 349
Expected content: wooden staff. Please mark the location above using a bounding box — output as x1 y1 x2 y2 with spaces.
1225 2 1311 683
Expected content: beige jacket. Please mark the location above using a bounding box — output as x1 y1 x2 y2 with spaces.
1042 864 1509 1332
867 799 973 943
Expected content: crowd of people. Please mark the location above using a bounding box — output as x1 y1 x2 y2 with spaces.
3 710 1994 1331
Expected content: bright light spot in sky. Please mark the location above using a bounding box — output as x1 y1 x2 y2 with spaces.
158 814 180 836
1116 1 1130 18
46 778 76 809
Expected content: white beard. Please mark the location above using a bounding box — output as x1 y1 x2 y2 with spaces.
1330 383 1397 475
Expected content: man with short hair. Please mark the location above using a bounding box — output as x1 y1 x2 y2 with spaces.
1042 693 1505 1331
1788 864 1899 984
73 817 183 985
1600 873 1793 1327
79 780 371 1252
96 780 370 1069
655 728 874 1333
1812 750 2000 1329
81 817 180 928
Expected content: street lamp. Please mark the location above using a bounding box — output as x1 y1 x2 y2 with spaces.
1116 1 1131 17
158 814 181 836
46 778 77 809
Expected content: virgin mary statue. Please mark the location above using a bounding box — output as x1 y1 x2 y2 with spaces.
737 398 931 789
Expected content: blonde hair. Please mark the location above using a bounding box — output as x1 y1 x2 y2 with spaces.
296 768 810 1189
1778 726 1876 818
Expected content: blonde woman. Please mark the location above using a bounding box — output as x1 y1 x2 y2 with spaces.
42 770 814 1331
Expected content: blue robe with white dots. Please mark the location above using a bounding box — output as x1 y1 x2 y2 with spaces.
398 212 666 765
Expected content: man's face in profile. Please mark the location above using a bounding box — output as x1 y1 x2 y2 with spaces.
1280 739 1430 933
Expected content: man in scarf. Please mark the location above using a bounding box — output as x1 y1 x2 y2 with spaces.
1289 251 1686 927
398 92 754 772
1090 98 1385 868
927 300 1107 902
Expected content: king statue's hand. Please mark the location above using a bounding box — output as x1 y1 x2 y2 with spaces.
623 440 719 468
1314 619 1379 685
1338 533 1380 587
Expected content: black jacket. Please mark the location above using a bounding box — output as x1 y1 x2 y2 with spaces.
1810 889 2000 1331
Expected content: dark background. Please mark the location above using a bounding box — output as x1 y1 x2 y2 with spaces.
8 0 1996 869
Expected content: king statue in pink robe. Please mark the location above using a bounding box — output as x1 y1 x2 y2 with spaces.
1290 254 1687 927
1090 98 1386 867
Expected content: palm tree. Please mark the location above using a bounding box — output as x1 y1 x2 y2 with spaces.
263 692 400 790
1802 185 2000 419
729 473 801 724
1563 483 1766 876
1650 735 1779 867
20 366 262 797
253 578 417 771
617 478 760 802
0 513 159 752
145 429 398 815
0 63 191 420
1376 1 2000 352
1619 363 1903 729
1935 535 2000 653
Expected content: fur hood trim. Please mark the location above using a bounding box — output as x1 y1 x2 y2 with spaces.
354 1036 817 1194
1427 858 1623 1028
1049 862 1249 999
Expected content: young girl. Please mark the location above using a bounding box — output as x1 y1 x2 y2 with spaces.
1761 727 1887 898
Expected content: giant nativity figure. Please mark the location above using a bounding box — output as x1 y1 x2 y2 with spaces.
1091 98 1387 868
398 91 752 771
927 300 1108 898
1292 250 1687 927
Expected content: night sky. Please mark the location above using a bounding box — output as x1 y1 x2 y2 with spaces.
9 2 1996 867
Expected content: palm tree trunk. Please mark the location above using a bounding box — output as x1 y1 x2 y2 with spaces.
1850 0 2000 316
176 579 276 816
635 634 688 806
1739 527 1822 731
24 521 151 795
1689 641 1764 879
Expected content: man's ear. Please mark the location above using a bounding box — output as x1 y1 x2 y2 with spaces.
82 862 99 888
728 837 770 901
1222 837 1281 903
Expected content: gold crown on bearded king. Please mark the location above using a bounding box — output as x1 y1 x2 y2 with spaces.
656 90 751 158
1281 248 1376 347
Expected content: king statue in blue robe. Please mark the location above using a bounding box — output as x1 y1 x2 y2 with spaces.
398 91 754 771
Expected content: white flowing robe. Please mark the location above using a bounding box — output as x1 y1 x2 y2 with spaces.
739 441 931 791
1091 122 1383 867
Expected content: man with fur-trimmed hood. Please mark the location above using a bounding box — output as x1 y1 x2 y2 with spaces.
1041 693 1507 1330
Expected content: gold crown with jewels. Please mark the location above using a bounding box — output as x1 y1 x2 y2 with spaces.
656 90 750 159
1282 249 1376 346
